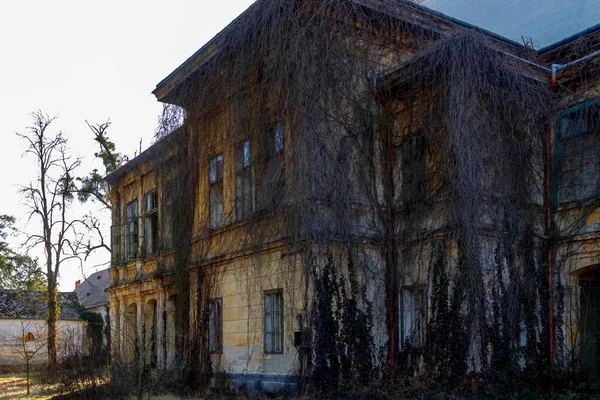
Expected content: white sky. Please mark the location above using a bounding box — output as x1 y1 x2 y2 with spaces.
0 0 255 291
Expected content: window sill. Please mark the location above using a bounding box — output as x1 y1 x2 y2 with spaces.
556 197 600 211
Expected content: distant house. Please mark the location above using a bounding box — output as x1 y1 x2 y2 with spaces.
75 269 110 321
0 290 85 369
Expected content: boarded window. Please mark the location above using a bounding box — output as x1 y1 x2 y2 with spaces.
209 298 223 354
401 131 427 203
144 190 158 256
400 284 427 350
257 124 285 211
557 99 600 204
235 140 254 220
264 289 284 354
125 199 139 262
209 155 224 229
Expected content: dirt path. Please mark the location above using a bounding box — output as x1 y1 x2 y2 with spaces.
0 373 61 399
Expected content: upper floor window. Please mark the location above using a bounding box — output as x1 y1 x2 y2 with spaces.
257 123 285 211
144 190 158 256
401 131 427 204
235 140 254 220
209 155 224 229
209 297 223 354
400 284 427 350
163 180 174 250
264 289 284 354
125 199 139 262
557 99 600 204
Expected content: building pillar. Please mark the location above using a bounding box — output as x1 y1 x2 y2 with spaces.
109 295 120 359
136 294 144 351
156 290 166 369
166 297 176 367
119 298 127 359
189 269 198 330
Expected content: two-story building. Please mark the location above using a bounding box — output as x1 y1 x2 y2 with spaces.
106 0 600 393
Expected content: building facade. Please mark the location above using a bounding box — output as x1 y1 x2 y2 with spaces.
106 0 600 392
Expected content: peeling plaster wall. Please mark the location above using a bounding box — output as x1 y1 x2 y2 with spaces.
0 319 85 367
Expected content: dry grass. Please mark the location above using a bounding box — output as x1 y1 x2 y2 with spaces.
0 372 62 400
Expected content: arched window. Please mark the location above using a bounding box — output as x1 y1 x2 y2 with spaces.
25 332 35 341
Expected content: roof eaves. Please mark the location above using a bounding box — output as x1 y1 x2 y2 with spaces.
538 23 600 55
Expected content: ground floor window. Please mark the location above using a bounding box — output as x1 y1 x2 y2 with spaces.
400 284 427 350
264 289 284 354
209 298 223 354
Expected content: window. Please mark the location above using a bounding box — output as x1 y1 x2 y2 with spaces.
257 124 285 211
144 190 158 256
209 155 224 229
400 285 427 349
125 199 139 262
264 289 284 354
209 298 223 354
401 131 426 203
235 140 254 220
557 99 600 204
24 332 35 342
164 180 174 250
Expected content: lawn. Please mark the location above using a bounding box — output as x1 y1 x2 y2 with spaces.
0 372 62 400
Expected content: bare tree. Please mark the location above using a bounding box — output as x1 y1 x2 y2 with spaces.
4 321 47 395
17 111 81 367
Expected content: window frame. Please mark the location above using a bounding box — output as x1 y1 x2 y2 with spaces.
235 139 255 221
125 199 139 263
208 297 223 354
257 123 285 211
555 97 600 205
163 180 174 250
264 289 284 354
400 130 427 204
209 154 224 229
399 284 427 350
143 189 159 257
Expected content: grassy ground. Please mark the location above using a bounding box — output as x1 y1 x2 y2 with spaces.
0 372 62 400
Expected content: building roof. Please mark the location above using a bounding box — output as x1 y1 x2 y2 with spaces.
75 269 110 311
421 0 600 50
0 290 83 321
151 0 529 103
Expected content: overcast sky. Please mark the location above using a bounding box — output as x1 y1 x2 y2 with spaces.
0 1 255 291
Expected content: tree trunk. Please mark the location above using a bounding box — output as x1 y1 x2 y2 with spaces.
47 278 58 366
26 359 30 395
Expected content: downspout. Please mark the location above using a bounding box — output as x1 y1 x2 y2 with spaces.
374 77 397 380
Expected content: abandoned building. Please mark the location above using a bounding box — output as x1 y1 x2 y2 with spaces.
106 0 600 393
0 290 85 370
